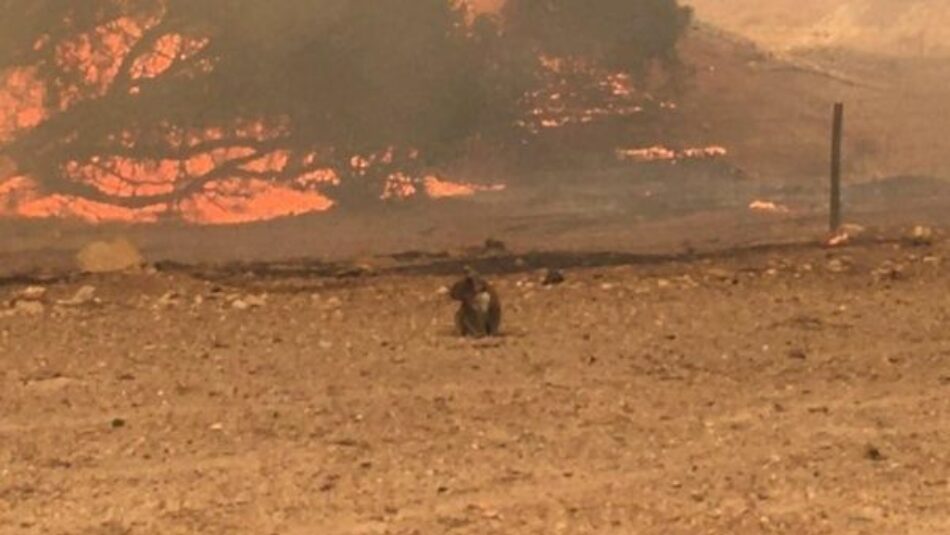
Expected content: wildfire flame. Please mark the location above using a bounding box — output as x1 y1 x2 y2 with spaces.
748 200 791 214
381 173 506 201
616 145 728 163
0 11 504 226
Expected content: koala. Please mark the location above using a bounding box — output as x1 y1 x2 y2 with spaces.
449 269 501 338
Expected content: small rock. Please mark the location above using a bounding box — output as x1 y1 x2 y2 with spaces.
865 445 885 462
209 423 224 431
907 225 934 246
788 349 808 360
542 269 566 286
156 291 181 308
826 258 849 273
58 285 98 307
872 263 905 282
110 418 126 429
324 296 343 309
244 295 267 308
76 238 144 273
17 286 48 302
14 300 45 316
231 299 250 311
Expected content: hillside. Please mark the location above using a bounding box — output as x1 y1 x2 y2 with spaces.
650 22 950 185
687 0 950 57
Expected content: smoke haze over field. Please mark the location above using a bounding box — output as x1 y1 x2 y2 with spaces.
688 0 950 57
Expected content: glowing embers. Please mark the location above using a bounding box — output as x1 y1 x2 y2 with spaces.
130 34 211 82
518 56 647 134
54 16 150 106
65 157 177 198
0 171 336 225
0 67 46 141
615 145 728 163
425 176 506 198
180 179 335 225
381 174 506 201
0 175 168 223
748 200 792 214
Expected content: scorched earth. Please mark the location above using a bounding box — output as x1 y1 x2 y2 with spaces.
1 237 949 534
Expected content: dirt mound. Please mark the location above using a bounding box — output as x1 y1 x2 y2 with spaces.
75 238 144 273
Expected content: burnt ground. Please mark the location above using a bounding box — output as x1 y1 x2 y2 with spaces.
0 234 949 534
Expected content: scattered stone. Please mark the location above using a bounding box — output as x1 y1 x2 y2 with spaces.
156 291 181 308
244 295 267 308
826 258 850 273
57 285 98 307
76 238 144 273
787 349 808 360
14 300 45 316
542 268 565 286
906 225 935 246
872 262 905 282
865 445 885 462
324 296 343 310
17 286 48 302
231 294 266 311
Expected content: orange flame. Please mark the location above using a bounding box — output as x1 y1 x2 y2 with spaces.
0 10 508 225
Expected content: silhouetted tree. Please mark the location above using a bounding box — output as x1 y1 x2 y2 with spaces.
0 0 691 212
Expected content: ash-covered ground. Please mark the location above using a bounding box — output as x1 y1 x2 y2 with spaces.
1 234 949 534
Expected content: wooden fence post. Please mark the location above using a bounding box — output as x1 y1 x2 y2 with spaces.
830 102 844 232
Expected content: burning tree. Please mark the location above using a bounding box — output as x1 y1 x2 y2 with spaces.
0 0 691 223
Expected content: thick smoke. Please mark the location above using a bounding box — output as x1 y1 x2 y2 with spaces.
0 0 691 217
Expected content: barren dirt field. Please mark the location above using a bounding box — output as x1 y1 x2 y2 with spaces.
2 236 950 534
